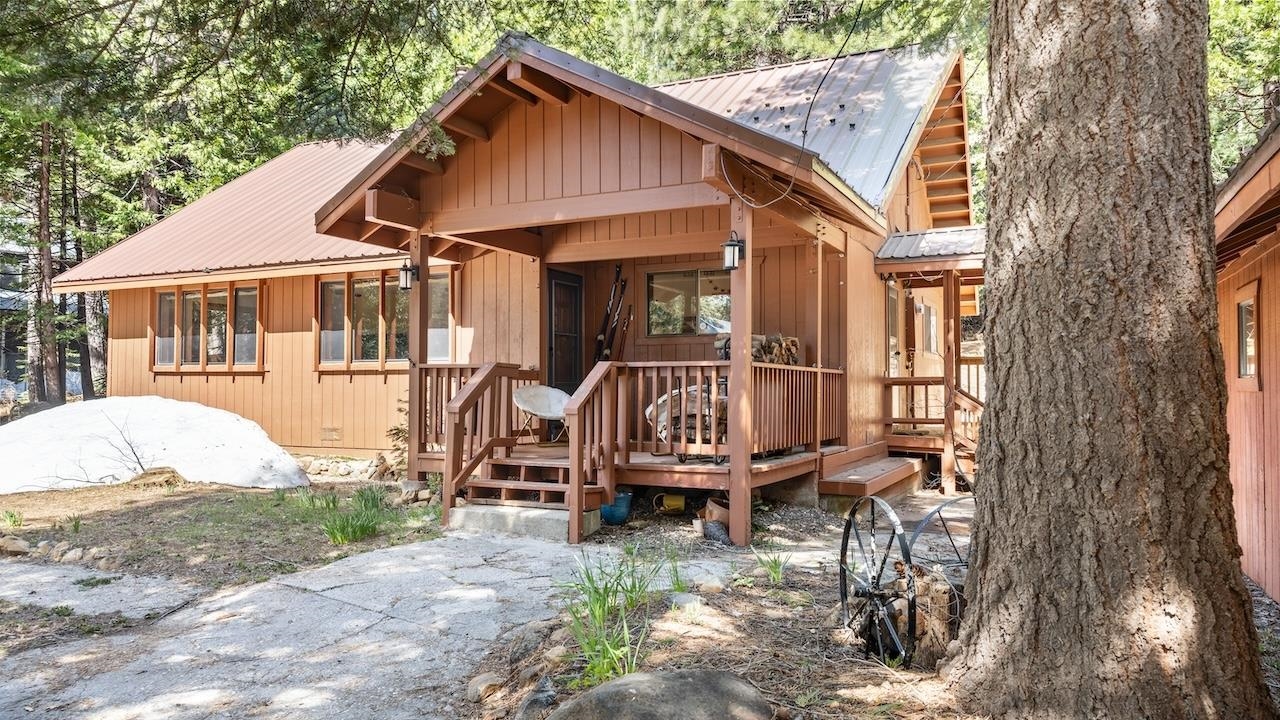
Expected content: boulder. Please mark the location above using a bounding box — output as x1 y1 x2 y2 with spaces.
515 677 558 720
507 620 554 666
545 670 773 720
60 547 84 563
0 536 31 555
467 672 505 703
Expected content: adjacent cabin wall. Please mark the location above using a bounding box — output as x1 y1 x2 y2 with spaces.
845 237 886 448
883 154 933 233
454 252 542 369
1217 228 1280 599
107 276 408 455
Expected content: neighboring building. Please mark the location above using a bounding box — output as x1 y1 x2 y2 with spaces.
1214 118 1280 599
52 141 450 456
0 241 25 383
316 33 983 543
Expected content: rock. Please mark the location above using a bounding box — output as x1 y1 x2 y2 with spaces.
670 592 704 611
399 478 428 494
507 620 554 666
36 540 50 551
702 521 731 545
517 662 546 686
693 575 725 594
49 541 71 561
545 670 773 720
467 672 505 703
96 559 113 572
548 626 573 645
543 645 571 667
307 459 331 475
128 467 185 487
0 536 31 555
87 547 103 560
60 547 84 563
515 677 557 720
334 464 352 477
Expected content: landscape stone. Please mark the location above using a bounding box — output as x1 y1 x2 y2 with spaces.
670 592 704 611
467 672 505 703
693 574 726 594
60 547 84 563
507 620 554 665
543 645 571 667
514 677 557 720
517 662 546 685
548 626 573 645
0 536 31 555
545 669 773 720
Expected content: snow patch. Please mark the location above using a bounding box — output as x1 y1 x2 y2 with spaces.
0 396 309 494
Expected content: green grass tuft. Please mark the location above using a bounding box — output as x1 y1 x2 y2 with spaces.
352 485 388 514
751 548 792 584
2 510 23 528
322 511 381 545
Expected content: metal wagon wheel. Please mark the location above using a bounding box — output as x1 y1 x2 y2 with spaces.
839 496 917 666
906 496 975 577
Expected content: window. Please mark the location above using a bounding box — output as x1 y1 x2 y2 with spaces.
318 270 430 368
646 269 731 336
153 282 263 371
922 303 938 354
1236 280 1260 390
426 273 449 362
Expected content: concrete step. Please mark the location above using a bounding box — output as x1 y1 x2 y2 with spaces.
449 504 601 543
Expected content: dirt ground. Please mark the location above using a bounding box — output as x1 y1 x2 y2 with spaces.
0 479 440 587
0 599 138 660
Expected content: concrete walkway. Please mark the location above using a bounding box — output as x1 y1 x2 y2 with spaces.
0 533 625 720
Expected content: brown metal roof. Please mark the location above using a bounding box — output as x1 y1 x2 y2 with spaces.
54 140 405 290
658 45 955 211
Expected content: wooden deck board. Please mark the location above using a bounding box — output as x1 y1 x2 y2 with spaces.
819 456 923 497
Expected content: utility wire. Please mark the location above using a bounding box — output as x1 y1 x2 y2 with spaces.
719 0 869 210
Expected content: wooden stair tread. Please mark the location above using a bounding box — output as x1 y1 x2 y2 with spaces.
819 455 922 497
468 479 604 492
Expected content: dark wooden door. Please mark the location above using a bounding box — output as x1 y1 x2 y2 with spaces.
547 270 584 395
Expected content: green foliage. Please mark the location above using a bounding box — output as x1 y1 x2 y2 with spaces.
64 514 82 534
352 485 388 514
752 548 792 584
562 553 654 688
2 510 22 528
294 487 340 512
665 547 689 593
1209 0 1280 177
73 575 117 589
50 605 72 617
321 510 381 545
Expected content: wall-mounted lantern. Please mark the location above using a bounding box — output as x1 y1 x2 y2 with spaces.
398 260 420 291
722 231 745 271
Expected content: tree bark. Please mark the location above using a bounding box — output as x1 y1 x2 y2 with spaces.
70 145 95 399
946 1 1278 718
38 122 63 405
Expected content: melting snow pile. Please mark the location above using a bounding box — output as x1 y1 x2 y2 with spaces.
0 396 310 494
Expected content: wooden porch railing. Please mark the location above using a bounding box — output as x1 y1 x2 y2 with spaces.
959 356 986 402
624 361 730 459
415 364 481 456
882 375 982 456
441 362 540 523
564 361 623 543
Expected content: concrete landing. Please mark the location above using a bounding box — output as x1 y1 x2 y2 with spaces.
450 504 601 542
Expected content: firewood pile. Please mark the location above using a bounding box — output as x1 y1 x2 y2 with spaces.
714 333 801 365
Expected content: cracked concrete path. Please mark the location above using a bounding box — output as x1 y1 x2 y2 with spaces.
0 533 620 720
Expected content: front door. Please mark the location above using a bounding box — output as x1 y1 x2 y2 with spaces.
547 270 584 396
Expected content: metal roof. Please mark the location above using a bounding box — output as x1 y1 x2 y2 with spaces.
0 289 22 312
54 141 405 289
659 45 955 211
877 225 985 261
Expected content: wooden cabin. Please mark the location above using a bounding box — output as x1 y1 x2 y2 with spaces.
317 33 982 544
1215 118 1280 599
51 141 452 456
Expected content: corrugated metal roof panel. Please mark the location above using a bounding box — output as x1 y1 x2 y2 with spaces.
877 225 985 260
658 45 953 210
54 141 404 287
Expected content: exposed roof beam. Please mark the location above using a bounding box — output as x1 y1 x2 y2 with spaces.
506 62 571 106
434 229 543 259
543 226 803 263
443 116 490 142
399 153 443 174
488 76 539 106
426 182 727 235
365 188 420 232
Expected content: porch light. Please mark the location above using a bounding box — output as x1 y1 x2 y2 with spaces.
398 260 419 291
723 231 745 271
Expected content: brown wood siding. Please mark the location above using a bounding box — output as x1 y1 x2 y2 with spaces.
107 276 408 455
845 237 887 447
424 94 707 214
455 252 542 368
1218 228 1280 598
884 156 933 233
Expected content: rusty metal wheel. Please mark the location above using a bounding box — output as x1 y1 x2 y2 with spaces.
839 496 917 666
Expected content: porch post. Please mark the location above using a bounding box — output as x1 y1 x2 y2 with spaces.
728 197 754 546
407 233 424 482
806 240 823 452
941 268 960 494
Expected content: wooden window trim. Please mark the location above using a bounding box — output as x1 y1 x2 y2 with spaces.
151 281 264 375
1235 280 1261 392
641 263 734 342
315 271 411 374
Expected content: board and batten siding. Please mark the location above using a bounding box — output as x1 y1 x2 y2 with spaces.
454 252 543 369
107 275 408 456
1217 227 1280 599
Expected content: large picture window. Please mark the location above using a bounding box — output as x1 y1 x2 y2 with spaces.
153 282 263 371
646 269 731 337
317 270 425 369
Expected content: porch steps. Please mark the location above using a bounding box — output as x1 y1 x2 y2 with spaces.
818 455 923 498
465 478 606 510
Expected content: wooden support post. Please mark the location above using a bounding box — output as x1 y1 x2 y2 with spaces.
728 198 754 546
601 365 617 502
806 241 824 453
407 234 424 483
941 269 960 494
616 366 631 465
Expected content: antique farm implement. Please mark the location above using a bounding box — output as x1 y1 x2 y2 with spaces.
838 495 975 667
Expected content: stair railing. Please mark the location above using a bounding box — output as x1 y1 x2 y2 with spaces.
564 361 621 543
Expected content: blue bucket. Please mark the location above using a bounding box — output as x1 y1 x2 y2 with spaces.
600 492 633 525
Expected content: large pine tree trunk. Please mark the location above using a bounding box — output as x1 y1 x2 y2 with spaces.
36 122 63 405
946 1 1277 718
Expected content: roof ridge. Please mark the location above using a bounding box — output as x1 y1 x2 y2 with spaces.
654 42 921 89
